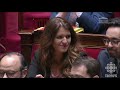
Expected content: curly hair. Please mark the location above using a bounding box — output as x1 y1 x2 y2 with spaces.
39 17 83 77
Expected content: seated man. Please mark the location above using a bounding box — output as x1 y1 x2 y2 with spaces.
65 53 100 78
0 52 28 78
50 12 113 34
98 17 120 78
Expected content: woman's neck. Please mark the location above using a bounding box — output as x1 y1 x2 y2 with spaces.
54 52 64 64
51 63 63 78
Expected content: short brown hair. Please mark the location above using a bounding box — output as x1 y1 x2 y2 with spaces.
71 55 100 78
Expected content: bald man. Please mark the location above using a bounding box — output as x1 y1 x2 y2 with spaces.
0 52 28 78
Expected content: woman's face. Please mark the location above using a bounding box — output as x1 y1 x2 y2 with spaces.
53 27 71 53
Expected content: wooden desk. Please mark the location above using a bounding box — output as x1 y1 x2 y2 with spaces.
19 29 43 64
19 30 33 64
77 33 106 48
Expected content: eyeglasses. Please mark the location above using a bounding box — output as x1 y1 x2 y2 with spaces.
0 70 21 78
103 38 120 46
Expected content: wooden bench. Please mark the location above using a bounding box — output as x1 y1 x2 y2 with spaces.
77 33 106 48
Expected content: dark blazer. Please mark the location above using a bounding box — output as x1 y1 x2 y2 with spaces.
27 49 50 78
27 49 88 78
98 49 120 78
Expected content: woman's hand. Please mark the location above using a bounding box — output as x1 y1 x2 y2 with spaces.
35 74 44 78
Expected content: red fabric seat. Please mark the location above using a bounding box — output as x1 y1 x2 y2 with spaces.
0 12 21 54
5 34 21 52
23 12 51 18
0 38 6 56
84 48 105 59
114 12 120 17
0 44 6 53
23 12 51 29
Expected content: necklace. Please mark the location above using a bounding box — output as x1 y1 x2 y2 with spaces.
50 69 63 78
50 63 64 78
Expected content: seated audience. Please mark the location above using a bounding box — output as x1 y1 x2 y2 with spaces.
98 18 120 78
65 52 100 78
50 12 113 34
0 52 28 78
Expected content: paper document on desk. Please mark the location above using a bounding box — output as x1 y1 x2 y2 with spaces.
34 27 84 33
74 27 84 33
34 27 44 31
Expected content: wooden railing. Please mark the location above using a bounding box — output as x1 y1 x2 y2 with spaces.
77 33 106 48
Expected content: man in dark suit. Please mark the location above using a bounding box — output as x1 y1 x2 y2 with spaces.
98 18 120 78
50 12 113 34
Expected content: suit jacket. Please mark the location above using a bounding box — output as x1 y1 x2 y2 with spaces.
76 12 113 34
98 49 120 78
27 49 50 78
27 49 88 78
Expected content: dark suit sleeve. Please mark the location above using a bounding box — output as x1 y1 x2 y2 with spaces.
27 50 41 78
97 49 110 78
76 12 113 33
